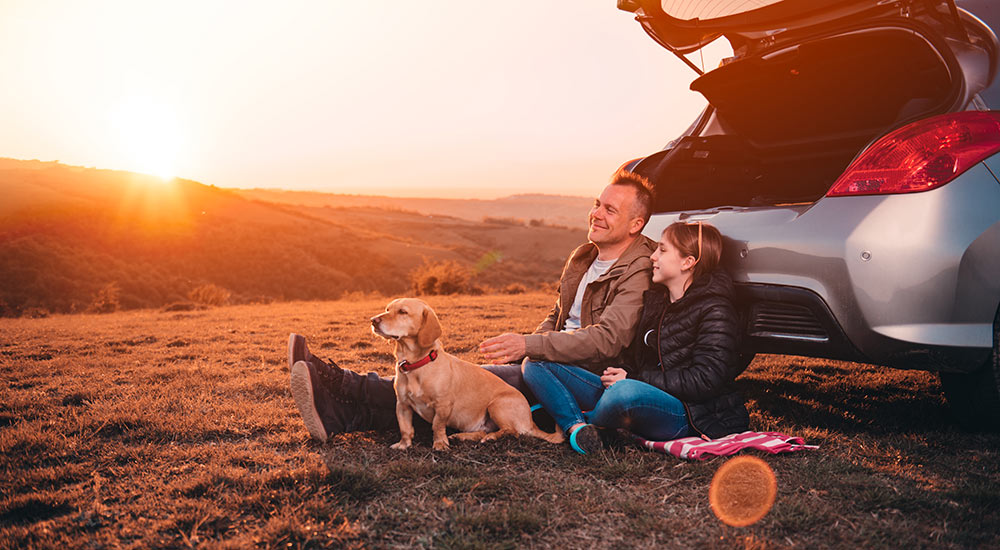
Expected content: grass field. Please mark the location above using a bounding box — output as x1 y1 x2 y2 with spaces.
2 293 998 549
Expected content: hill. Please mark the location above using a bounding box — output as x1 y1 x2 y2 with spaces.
234 188 593 230
0 159 587 315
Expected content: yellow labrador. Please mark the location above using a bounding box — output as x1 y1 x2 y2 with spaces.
371 298 564 451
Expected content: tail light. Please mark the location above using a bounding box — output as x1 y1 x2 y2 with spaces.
826 111 1000 197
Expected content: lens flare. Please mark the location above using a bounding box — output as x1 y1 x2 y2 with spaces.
709 456 777 527
473 250 503 274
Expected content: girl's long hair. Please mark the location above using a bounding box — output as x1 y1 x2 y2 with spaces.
662 221 723 282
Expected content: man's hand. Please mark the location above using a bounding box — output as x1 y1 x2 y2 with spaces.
601 367 627 388
479 333 527 364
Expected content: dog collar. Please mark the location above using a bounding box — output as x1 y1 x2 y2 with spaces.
398 350 438 372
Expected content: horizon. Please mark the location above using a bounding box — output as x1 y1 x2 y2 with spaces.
1 157 594 200
0 1 731 200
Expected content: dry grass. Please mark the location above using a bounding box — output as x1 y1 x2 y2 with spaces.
1 293 998 549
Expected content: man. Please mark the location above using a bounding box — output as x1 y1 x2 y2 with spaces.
288 169 657 441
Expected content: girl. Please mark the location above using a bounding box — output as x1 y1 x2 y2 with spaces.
522 221 749 454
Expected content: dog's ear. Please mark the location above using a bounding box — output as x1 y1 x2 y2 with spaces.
417 306 442 348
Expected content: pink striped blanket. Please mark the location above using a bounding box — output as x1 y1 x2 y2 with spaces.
633 431 818 460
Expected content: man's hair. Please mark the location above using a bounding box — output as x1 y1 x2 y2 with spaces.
609 169 653 225
662 221 723 282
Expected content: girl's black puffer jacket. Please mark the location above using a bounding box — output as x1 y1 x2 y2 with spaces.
625 269 750 439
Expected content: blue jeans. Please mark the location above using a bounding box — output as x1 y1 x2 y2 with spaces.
522 360 691 441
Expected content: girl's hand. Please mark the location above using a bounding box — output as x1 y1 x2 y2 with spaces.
601 367 627 388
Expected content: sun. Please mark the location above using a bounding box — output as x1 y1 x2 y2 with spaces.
110 97 183 180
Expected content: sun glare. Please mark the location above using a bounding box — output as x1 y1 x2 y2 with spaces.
110 97 183 181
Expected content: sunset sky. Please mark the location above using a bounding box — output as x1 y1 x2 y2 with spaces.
0 1 730 199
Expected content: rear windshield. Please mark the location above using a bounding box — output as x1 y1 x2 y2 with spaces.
660 0 782 20
979 86 1000 108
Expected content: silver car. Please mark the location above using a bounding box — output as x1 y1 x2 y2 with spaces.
620 0 1000 429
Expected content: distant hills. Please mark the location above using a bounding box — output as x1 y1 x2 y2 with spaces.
0 159 588 315
234 189 592 230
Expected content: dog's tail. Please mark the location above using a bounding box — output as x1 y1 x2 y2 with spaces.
525 404 564 444
488 397 566 444
528 424 565 444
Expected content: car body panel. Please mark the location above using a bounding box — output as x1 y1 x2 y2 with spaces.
642 156 1000 371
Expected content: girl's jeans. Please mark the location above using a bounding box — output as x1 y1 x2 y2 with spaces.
522 360 691 441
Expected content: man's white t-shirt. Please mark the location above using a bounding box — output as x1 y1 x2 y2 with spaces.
563 256 617 332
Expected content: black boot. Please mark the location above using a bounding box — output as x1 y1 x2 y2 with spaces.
288 333 313 368
288 334 398 439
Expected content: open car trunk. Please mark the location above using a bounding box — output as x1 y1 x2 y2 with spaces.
635 25 963 212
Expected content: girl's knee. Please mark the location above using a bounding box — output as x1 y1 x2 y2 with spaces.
594 380 645 416
521 360 547 381
603 379 644 402
521 359 536 375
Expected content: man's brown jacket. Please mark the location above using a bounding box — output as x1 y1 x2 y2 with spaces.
524 235 656 373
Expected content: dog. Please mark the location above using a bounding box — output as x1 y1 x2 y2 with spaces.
370 298 564 451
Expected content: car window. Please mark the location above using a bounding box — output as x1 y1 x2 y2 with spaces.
980 86 1000 109
660 0 782 20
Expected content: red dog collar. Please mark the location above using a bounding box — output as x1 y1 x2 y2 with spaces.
398 350 438 372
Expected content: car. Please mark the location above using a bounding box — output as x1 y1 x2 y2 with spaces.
618 0 1000 430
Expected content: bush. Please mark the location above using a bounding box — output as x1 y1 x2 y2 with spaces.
410 261 472 296
22 307 50 319
482 216 525 226
161 302 204 312
502 283 527 295
0 298 15 318
88 282 120 313
466 284 488 296
188 284 231 306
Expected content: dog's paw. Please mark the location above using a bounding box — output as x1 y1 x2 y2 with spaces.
432 440 450 452
390 441 411 451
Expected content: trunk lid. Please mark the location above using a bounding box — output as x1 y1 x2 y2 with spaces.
620 1 972 58
624 0 998 214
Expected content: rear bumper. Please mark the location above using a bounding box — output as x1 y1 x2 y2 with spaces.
734 282 991 372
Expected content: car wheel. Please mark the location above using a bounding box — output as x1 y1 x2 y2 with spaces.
940 306 1000 431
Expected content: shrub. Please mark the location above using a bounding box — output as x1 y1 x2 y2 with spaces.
410 261 472 296
88 282 120 313
466 284 488 296
482 216 525 226
161 302 203 312
188 284 231 306
502 283 527 295
22 307 50 319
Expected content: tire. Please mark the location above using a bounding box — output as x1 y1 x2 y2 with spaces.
737 351 757 374
940 306 1000 431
